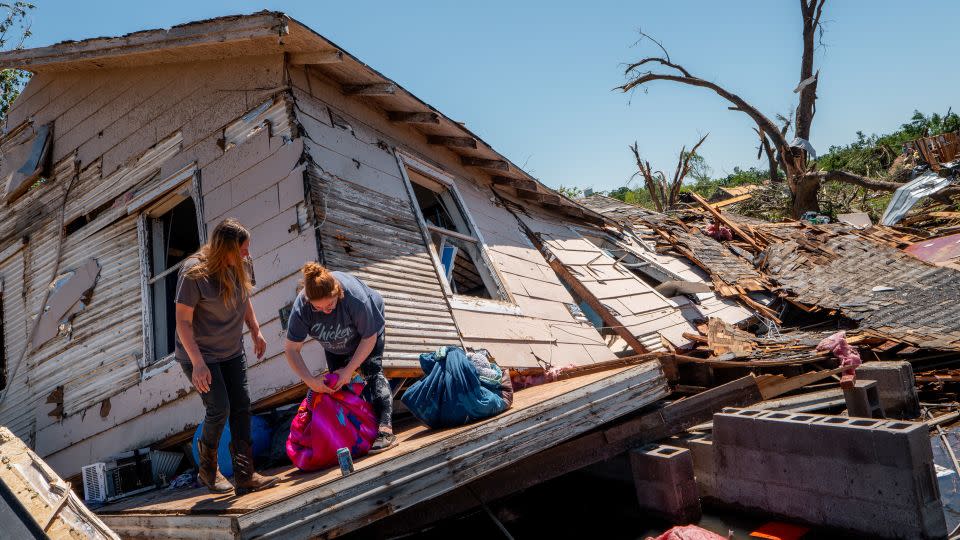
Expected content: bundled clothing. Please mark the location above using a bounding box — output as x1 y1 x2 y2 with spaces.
402 346 513 429
286 372 378 471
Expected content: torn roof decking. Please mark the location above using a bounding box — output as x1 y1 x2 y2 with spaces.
97 361 669 539
581 195 960 351
0 10 604 228
579 195 769 295
759 222 960 350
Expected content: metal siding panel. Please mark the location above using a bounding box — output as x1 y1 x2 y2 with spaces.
306 165 460 366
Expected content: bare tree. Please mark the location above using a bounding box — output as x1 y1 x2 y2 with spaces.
618 1 909 218
630 134 708 211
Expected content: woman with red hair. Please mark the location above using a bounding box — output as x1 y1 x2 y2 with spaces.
283 262 396 453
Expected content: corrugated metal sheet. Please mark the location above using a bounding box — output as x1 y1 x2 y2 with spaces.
30 215 143 418
0 250 32 441
306 164 461 366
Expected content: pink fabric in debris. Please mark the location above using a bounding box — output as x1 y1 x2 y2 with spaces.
510 364 576 390
815 330 862 369
286 373 378 472
646 525 728 540
705 221 733 241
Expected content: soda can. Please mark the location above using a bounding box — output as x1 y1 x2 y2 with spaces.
336 447 354 476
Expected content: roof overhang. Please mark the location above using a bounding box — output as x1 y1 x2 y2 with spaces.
0 10 609 225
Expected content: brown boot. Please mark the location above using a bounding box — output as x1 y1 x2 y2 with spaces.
196 439 232 493
230 440 278 495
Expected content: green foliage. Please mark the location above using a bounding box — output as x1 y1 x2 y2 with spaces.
817 110 960 177
556 185 582 199
0 2 34 124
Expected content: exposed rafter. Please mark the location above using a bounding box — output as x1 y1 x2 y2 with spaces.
460 156 508 171
342 83 396 96
492 175 538 191
386 111 440 124
426 135 477 149
288 50 343 65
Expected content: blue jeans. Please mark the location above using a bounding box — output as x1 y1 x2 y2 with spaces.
180 354 252 449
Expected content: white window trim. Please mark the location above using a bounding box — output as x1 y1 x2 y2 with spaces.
395 152 520 314
136 167 203 374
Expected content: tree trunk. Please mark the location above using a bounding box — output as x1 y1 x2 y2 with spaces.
790 173 821 217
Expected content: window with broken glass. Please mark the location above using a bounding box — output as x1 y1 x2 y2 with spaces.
405 168 506 301
139 192 202 366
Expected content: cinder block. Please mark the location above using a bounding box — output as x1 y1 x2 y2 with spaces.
629 444 701 524
710 409 945 539
857 361 921 418
844 379 884 418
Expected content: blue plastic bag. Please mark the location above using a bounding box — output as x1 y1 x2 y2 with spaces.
401 347 509 429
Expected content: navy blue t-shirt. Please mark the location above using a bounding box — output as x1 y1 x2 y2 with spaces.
286 271 385 355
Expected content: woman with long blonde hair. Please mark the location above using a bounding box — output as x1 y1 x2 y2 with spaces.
175 218 278 495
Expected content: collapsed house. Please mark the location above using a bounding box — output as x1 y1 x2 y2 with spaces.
0 11 774 538
3 10 955 540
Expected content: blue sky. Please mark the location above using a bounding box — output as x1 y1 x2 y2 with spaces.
24 1 960 192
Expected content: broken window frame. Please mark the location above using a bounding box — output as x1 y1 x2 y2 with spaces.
135 167 204 374
395 152 516 311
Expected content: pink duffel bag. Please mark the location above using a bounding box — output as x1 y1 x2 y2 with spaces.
286 373 378 472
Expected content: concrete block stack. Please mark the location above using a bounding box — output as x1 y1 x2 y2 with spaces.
628 443 701 524
712 408 946 539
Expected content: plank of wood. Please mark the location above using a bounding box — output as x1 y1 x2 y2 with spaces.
288 50 343 65
460 156 509 171
385 111 440 124
755 367 845 400
689 191 761 250
341 83 396 96
710 193 752 208
426 135 477 149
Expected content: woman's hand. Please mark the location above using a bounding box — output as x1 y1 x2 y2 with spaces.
192 362 212 393
252 330 267 359
331 368 352 391
304 375 334 394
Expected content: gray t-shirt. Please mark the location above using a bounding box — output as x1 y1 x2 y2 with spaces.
174 257 254 364
286 271 385 355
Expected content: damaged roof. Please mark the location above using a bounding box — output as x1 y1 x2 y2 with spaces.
582 194 960 351
0 10 604 225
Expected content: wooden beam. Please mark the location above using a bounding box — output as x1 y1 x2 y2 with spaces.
288 50 343 65
689 192 762 251
364 375 762 538
386 111 440 124
517 189 563 206
491 175 537 191
426 135 477 149
710 193 752 208
342 83 397 96
460 156 509 171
